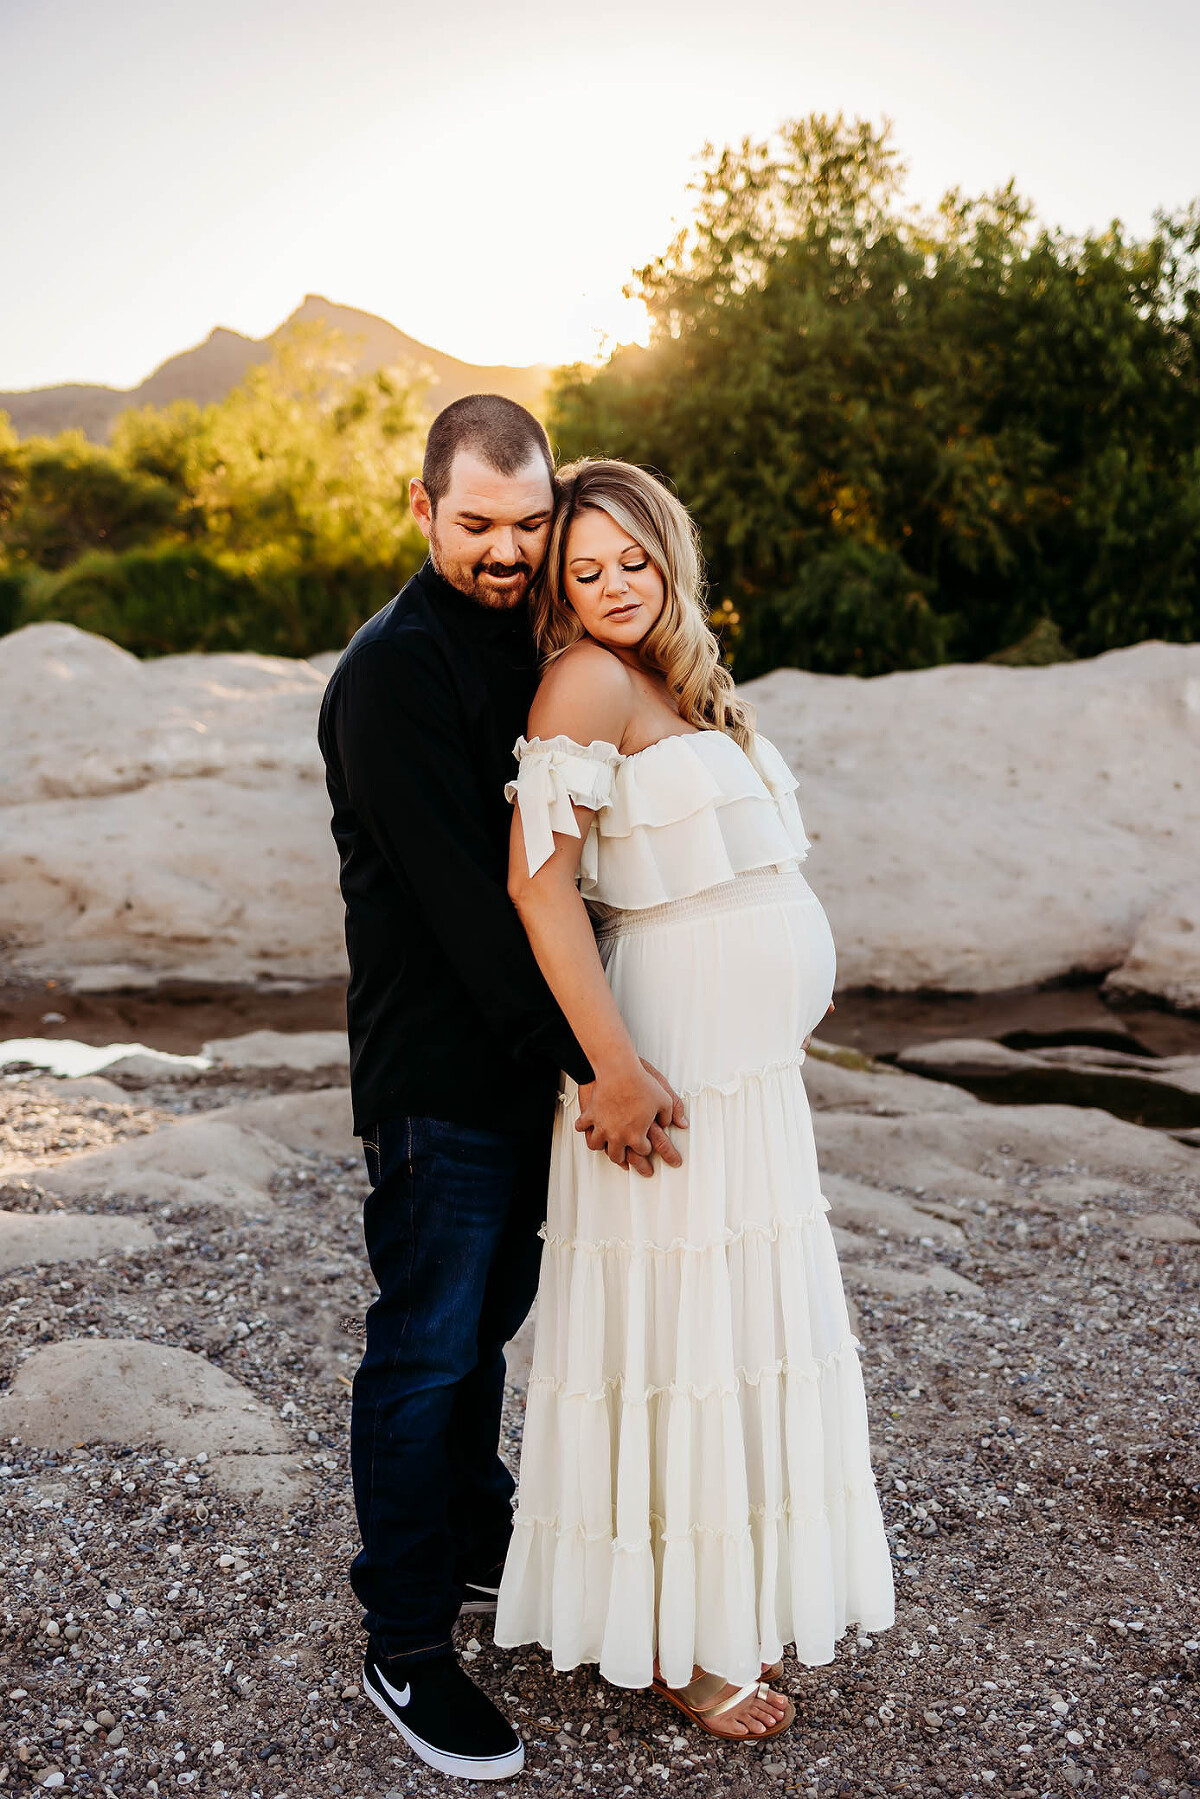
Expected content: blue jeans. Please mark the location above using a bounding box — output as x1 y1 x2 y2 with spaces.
349 1113 551 1664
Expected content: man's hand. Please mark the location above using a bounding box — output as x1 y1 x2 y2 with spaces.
575 1057 687 1179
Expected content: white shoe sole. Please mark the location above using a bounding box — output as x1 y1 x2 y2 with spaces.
458 1596 499 1615
363 1670 525 1782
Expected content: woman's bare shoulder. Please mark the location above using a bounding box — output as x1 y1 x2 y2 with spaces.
528 639 635 747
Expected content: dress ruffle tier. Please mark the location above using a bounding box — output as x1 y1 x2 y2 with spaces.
495 732 895 1690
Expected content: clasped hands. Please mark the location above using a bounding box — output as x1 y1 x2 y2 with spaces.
575 1057 687 1179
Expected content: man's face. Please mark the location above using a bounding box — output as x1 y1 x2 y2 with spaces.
410 449 554 609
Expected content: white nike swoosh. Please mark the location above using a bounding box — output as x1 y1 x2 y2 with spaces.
376 1668 411 1708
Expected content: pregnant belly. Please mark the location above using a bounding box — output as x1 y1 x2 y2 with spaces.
596 869 835 1095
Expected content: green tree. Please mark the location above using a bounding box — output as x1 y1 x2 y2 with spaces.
553 115 1200 675
8 324 427 655
2 429 181 572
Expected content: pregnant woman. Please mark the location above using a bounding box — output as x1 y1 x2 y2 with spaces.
495 460 894 1740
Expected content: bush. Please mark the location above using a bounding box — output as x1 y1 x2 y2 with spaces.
3 432 181 572
1 327 428 658
727 540 953 677
25 544 418 658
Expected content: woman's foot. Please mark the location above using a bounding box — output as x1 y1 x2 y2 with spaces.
653 1662 790 1738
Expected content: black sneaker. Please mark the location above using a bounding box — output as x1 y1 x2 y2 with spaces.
362 1649 524 1781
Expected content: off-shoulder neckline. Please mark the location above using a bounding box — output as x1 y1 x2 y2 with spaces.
518 727 730 765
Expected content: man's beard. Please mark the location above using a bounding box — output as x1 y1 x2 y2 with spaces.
464 558 534 608
429 532 534 609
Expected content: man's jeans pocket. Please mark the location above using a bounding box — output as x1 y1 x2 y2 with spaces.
361 1129 381 1191
362 1117 518 1193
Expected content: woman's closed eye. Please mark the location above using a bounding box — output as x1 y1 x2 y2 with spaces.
576 558 649 585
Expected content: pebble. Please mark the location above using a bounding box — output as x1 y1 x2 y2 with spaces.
38 1776 65 1790
63 1624 80 1641
95 1711 116 1729
107 1725 124 1747
105 1590 122 1610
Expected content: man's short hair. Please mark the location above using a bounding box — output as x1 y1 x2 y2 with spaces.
422 394 554 511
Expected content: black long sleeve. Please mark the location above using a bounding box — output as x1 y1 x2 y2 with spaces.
318 561 592 1136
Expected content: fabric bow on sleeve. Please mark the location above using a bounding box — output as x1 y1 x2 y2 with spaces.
505 736 622 877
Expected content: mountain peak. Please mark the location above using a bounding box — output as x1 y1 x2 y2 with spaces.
0 298 551 440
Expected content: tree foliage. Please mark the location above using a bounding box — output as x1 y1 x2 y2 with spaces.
2 324 426 656
552 115 1200 676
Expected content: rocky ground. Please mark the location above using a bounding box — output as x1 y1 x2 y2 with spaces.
0 1043 1198 1799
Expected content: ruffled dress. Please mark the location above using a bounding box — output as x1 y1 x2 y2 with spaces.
494 729 895 1690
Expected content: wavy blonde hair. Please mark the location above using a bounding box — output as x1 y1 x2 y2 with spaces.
531 458 754 750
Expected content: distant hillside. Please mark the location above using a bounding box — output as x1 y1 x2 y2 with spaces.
0 297 551 440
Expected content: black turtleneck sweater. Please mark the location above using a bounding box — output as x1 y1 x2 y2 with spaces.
317 560 593 1137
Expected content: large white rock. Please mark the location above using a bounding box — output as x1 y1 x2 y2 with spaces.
0 622 342 987
1103 888 1200 1013
744 639 1200 1002
1 622 1196 1003
202 1029 349 1072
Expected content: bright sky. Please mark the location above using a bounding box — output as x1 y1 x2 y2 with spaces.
3 0 1197 392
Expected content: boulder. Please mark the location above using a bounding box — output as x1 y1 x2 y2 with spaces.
1104 889 1200 1014
202 1029 348 1073
895 1038 1200 1130
821 1173 965 1244
1 625 1197 1004
841 1263 983 1300
0 1338 304 1503
1126 1212 1200 1244
804 1043 982 1115
745 639 1200 1003
2 1086 356 1213
5 1116 294 1212
813 1102 1200 1209
208 1087 356 1159
14 1075 128 1103
0 623 343 988
0 1209 154 1273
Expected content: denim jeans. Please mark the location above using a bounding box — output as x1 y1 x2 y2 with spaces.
349 1112 551 1665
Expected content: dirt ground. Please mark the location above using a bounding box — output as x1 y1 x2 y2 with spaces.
1 1066 1197 1799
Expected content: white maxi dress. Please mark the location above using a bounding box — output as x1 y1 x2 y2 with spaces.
494 728 895 1691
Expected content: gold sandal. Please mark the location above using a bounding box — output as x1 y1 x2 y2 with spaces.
652 1670 795 1740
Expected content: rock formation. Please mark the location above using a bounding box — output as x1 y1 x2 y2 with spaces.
1 622 1196 1007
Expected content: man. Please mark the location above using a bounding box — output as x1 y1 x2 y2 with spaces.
318 395 684 1781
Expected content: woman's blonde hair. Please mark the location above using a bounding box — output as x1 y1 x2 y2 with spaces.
531 458 754 750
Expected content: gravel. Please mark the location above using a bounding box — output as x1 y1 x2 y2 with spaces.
0 1066 1197 1797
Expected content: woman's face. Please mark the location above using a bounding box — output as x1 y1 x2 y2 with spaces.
562 507 665 651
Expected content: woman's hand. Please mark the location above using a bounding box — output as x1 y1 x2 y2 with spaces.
576 1056 687 1178
802 999 835 1055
